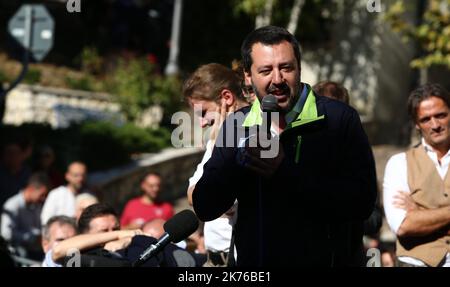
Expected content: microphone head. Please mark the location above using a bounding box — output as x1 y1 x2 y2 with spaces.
163 209 199 243
261 94 278 112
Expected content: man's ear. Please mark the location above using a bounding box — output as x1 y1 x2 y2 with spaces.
415 123 421 132
220 89 235 106
42 239 50 253
244 73 252 86
244 70 252 86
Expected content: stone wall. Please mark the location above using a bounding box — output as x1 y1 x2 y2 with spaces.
3 84 122 128
88 147 204 215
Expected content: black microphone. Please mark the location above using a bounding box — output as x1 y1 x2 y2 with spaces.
132 209 199 267
261 94 278 140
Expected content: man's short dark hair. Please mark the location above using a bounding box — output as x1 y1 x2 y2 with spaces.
28 172 50 190
241 25 302 73
42 215 77 240
77 203 118 234
407 83 450 122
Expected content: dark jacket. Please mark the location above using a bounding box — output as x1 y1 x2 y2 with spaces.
63 236 204 267
193 92 377 267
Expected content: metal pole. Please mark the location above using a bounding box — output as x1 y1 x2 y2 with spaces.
24 5 32 50
0 6 31 100
164 0 183 76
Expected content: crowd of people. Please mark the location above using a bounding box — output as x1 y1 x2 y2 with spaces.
0 146 188 266
1 25 449 267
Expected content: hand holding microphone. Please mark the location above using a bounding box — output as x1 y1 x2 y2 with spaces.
237 94 284 178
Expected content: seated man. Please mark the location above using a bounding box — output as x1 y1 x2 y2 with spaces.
52 204 197 267
120 172 174 229
0 138 32 209
142 218 166 239
41 161 95 225
48 203 140 267
74 193 99 221
1 172 49 260
142 218 187 250
41 216 77 267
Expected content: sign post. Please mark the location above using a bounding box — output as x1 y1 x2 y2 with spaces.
1 4 55 114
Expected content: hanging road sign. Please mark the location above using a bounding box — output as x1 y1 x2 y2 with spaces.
8 4 54 62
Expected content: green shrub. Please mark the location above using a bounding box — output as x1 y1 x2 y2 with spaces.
151 75 183 126
65 76 94 91
23 68 42 84
107 58 182 123
79 121 171 170
108 58 153 121
0 69 11 84
80 47 103 75
0 121 172 172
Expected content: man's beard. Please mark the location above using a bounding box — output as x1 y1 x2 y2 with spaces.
251 80 301 114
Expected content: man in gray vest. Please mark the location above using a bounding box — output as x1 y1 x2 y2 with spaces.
383 83 450 267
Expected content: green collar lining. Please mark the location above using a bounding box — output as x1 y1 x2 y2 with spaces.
287 89 325 129
242 85 324 129
242 97 263 127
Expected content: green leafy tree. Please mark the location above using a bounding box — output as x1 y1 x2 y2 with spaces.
232 0 336 39
108 58 182 124
109 58 151 121
385 0 450 69
80 121 171 170
233 0 337 35
232 0 268 16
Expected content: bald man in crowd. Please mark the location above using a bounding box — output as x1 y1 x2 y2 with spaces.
41 161 96 225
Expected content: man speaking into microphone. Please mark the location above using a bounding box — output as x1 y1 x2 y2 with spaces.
192 26 377 267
